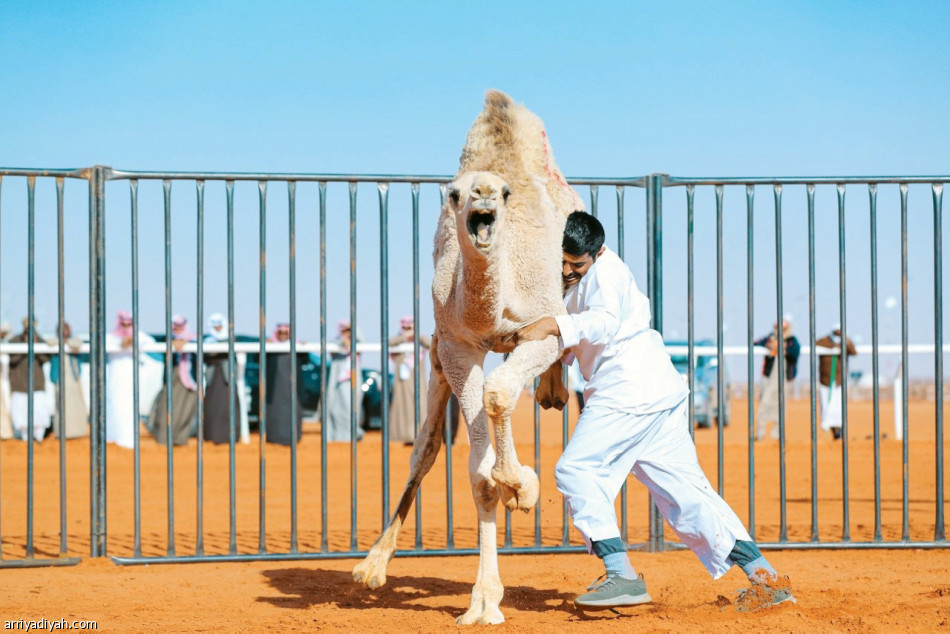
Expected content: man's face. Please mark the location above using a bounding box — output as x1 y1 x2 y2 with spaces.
62 323 72 338
562 247 603 289
276 326 290 342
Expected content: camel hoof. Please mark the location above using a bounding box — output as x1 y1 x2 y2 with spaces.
457 606 505 625
353 555 388 589
492 465 540 512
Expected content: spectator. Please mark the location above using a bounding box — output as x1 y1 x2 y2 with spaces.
105 310 154 449
387 315 431 444
48 321 88 439
754 318 801 441
9 317 52 442
816 325 857 441
148 315 199 446
323 320 363 443
0 320 13 440
202 313 239 444
263 322 304 445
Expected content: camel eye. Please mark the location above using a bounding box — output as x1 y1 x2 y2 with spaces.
502 186 510 202
448 188 460 206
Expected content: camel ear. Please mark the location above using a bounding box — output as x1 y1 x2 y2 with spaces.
448 186 461 208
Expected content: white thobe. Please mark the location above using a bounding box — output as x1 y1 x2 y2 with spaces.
553 248 750 578
105 332 154 449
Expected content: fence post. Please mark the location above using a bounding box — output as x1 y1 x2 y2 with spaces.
646 173 666 552
90 165 109 557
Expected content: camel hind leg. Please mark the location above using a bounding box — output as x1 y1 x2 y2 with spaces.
352 335 451 589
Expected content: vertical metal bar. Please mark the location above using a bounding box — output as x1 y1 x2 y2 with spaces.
348 181 358 551
87 168 100 556
257 180 268 554
869 183 882 542
561 364 570 546
130 180 142 558
442 181 454 549
162 178 175 556
94 166 108 557
533 378 541 546
444 397 455 550
195 180 205 556
837 183 851 542
26 176 36 558
589 185 599 219
715 184 725 494
378 182 391 527
647 174 664 551
900 183 910 541
773 184 788 543
56 177 67 556
288 181 298 553
616 186 625 260
411 182 423 550
318 181 328 552
616 184 627 539
807 183 818 542
0 175 4 558
686 185 696 441
932 182 945 541
651 174 664 331
746 184 756 540
226 180 237 555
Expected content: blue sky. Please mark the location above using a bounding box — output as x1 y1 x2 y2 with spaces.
1 1 948 378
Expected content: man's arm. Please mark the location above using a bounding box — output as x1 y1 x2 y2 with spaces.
514 317 560 343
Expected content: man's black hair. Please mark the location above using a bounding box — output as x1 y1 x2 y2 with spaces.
563 210 605 257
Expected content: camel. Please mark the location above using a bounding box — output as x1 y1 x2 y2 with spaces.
352 90 583 624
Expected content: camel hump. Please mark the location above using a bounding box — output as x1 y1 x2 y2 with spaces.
484 89 513 110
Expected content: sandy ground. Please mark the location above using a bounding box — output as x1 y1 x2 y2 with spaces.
1 395 948 632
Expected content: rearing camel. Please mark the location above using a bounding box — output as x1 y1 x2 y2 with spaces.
352 90 582 625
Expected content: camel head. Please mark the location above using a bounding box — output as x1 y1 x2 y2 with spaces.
447 171 510 256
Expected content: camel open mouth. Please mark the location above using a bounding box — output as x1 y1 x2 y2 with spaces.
467 210 496 250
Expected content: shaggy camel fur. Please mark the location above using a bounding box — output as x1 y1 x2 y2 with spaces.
352 90 583 624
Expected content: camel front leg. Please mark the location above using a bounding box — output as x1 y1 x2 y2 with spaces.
353 336 452 589
456 478 504 625
483 336 560 512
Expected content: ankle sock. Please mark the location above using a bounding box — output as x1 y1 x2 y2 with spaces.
602 552 637 580
729 539 779 583
742 556 778 584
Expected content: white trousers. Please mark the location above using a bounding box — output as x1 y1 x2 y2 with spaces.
10 392 51 442
819 384 843 431
555 398 752 579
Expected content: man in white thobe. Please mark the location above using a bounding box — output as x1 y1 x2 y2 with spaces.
515 212 795 612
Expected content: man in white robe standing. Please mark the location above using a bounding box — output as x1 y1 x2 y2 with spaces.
515 212 795 612
106 310 154 449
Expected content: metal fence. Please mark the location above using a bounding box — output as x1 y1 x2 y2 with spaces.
0 166 945 569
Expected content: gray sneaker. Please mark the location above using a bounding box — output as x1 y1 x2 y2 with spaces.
735 576 796 612
574 572 652 609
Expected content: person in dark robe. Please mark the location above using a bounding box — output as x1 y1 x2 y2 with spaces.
263 322 304 445
149 315 198 446
202 313 240 444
